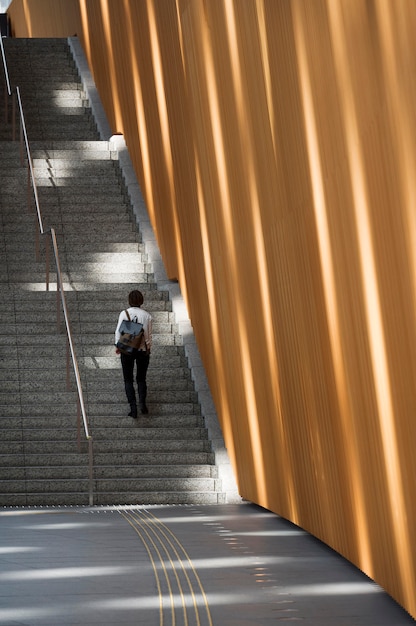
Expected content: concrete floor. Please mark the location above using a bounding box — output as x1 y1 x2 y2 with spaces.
0 501 413 625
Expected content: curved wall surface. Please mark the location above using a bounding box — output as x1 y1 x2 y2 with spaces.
7 0 416 617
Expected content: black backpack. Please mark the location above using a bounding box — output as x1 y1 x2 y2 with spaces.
116 310 144 355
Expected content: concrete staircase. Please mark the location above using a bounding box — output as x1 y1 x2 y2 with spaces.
0 38 222 505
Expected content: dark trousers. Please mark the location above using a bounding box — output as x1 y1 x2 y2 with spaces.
121 351 150 407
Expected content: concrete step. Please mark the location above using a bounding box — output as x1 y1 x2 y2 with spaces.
86 402 200 417
0 246 146 262
0 272 152 284
32 159 117 172
0 388 198 408
0 490 222 507
0 282 162 297
32 186 126 200
30 140 113 153
31 175 124 188
1 214 132 228
0 309 172 324
72 320 175 333
16 262 159 281
0 333 179 349
0 464 215 481
24 130 99 141
0 390 77 406
78 354 183 370
9 76 82 88
0 476 218 494
1 203 132 216
0 439 211 455
86 388 197 404
1 284 161 295
4 361 187 393
34 198 128 211
0 346 170 361
1 235 141 248
0 333 175 348
1 426 207 443
0 414 204 430
0 241 144 254
84 373 192 393
15 111 93 123
0 450 214 468
19 98 88 108
89 414 204 428
0 403 200 419
93 491 222 505
0 332 175 347
31 150 113 161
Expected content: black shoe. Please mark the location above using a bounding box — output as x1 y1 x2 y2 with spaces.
140 403 148 415
128 406 138 419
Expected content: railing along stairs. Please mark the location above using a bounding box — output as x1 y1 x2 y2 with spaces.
0 35 94 505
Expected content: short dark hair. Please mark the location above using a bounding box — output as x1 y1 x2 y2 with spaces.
128 290 144 307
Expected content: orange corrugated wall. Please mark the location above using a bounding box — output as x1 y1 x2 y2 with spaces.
7 0 416 616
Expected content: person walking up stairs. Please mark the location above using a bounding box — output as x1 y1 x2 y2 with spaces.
115 289 152 418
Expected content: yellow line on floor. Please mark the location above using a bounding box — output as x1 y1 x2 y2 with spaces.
119 509 166 626
119 507 213 626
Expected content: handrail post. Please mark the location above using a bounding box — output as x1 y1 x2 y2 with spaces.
11 89 15 141
34 220 40 263
66 338 71 391
19 114 24 165
77 398 81 450
56 278 61 332
88 439 94 506
45 234 50 291
27 160 33 212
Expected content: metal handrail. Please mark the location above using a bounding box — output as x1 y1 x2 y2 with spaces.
50 229 94 505
15 87 44 232
50 229 91 441
1 36 94 505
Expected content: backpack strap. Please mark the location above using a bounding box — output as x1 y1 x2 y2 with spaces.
125 309 131 321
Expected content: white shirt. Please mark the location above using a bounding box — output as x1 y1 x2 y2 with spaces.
115 306 152 351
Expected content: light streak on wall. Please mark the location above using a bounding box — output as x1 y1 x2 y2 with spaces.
255 1 277 161
78 0 90 63
219 0 268 498
194 158 237 465
376 2 416 321
224 0 294 507
327 0 415 603
147 0 185 284
292 0 372 568
21 0 32 36
252 3 296 515
194 1 255 486
99 0 122 129
123 1 156 227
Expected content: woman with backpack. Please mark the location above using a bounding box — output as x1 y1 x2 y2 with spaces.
115 290 152 418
